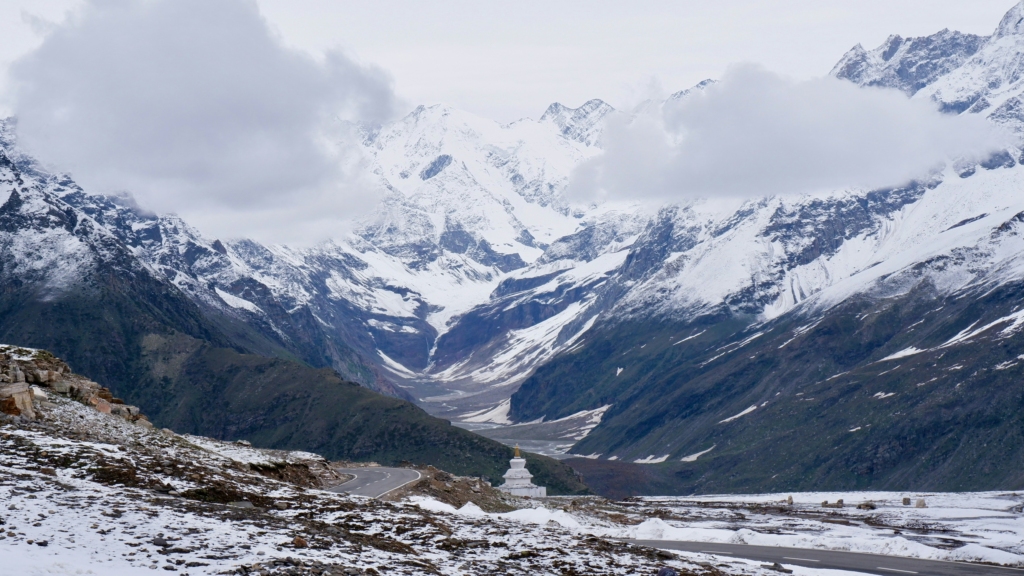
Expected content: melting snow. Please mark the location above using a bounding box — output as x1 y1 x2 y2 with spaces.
718 405 757 424
879 347 925 362
633 454 670 464
214 287 263 314
680 445 716 462
460 398 513 425
672 330 706 346
376 350 419 377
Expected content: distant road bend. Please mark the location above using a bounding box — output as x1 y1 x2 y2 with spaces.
328 467 421 498
629 540 1024 576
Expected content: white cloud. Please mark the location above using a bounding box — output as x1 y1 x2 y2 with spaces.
569 64 1011 202
7 0 396 243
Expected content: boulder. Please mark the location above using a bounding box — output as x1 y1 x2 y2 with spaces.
0 383 35 419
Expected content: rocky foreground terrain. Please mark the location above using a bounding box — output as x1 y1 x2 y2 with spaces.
0 346 733 576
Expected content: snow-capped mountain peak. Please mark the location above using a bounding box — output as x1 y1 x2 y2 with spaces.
539 99 616 146
830 30 988 96
994 0 1024 38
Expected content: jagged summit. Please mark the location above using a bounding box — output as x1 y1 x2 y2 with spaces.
833 1 1024 134
831 29 987 95
539 98 615 146
668 78 717 101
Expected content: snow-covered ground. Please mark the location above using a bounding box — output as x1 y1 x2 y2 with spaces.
408 490 1024 571
0 394 734 576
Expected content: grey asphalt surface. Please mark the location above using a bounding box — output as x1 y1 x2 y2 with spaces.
630 540 1024 575
328 467 421 498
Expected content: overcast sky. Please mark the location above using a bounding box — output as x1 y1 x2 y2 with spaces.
0 1 1017 122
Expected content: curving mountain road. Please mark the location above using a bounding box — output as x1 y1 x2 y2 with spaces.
630 540 1024 576
328 467 421 498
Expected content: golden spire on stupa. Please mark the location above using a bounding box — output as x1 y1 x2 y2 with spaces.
514 444 521 458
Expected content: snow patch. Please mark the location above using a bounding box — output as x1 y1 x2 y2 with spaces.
461 398 513 425
681 445 716 462
214 287 262 314
377 350 419 377
879 347 925 362
633 454 670 464
719 405 757 424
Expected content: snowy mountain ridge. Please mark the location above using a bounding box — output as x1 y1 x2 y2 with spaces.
5 3 1024 463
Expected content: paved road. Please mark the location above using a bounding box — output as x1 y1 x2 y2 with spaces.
328 467 421 498
630 540 1024 575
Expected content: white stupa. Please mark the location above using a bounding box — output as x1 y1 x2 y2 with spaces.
497 445 547 497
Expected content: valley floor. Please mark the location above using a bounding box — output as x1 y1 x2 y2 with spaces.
410 491 1024 572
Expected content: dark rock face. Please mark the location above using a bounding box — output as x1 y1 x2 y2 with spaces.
419 154 453 180
762 183 930 267
541 222 636 264
439 220 526 273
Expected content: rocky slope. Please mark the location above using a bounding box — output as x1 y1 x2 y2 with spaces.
0 358 699 576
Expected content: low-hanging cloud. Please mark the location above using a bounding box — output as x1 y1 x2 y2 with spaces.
570 64 1011 202
8 0 397 243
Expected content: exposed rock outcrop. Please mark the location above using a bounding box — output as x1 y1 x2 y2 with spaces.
0 344 150 425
